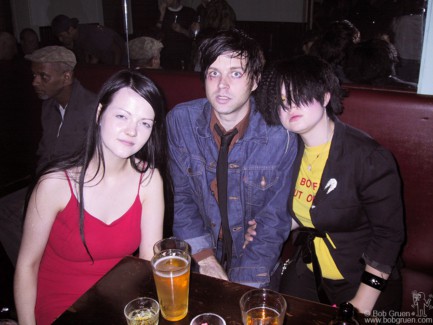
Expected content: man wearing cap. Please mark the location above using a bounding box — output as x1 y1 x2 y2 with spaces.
25 45 97 170
51 14 127 66
0 45 97 267
128 36 164 69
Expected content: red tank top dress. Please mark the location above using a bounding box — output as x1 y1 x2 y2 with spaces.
35 172 142 324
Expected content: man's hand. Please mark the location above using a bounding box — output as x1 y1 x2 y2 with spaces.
197 255 229 280
243 219 257 248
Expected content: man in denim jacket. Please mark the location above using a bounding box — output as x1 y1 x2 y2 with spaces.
166 29 297 288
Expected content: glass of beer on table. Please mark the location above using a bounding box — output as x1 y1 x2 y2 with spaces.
124 297 160 325
151 249 191 321
239 289 287 325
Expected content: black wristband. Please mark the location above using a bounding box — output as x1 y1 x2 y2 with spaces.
361 271 387 291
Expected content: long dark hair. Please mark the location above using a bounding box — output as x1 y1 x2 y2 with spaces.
30 69 167 261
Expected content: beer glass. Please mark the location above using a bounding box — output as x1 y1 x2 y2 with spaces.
124 297 160 325
153 237 189 255
151 249 191 321
239 289 287 325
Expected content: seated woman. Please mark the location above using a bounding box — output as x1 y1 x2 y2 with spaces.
14 70 167 325
253 55 405 314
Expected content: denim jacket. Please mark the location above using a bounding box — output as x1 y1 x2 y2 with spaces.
166 98 297 287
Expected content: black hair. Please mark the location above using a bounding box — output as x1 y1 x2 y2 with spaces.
344 39 398 84
309 20 360 66
51 14 79 35
256 55 344 126
198 28 265 84
19 28 38 41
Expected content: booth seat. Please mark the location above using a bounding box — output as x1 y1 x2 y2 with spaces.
340 84 433 311
75 64 206 111
3 63 432 312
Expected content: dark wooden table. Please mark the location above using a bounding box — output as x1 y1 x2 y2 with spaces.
53 256 367 325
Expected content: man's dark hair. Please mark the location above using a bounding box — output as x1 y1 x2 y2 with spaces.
51 14 79 35
198 28 265 83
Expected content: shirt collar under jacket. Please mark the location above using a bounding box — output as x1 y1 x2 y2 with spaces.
210 106 249 150
195 98 269 144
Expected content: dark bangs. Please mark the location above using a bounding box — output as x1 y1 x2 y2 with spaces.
278 56 344 118
199 29 264 83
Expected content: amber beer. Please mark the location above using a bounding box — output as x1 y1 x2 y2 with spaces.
240 289 286 325
245 307 280 325
151 249 191 321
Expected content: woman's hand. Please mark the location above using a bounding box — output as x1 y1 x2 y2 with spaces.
243 219 257 248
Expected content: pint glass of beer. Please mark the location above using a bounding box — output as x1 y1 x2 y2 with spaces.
151 249 191 321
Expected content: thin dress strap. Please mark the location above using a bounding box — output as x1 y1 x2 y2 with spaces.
64 170 74 194
137 167 145 196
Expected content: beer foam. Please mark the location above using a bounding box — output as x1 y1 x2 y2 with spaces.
154 256 189 277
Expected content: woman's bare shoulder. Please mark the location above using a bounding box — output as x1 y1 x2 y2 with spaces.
139 168 163 196
34 170 75 198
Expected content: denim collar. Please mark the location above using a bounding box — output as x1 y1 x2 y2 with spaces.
195 98 269 144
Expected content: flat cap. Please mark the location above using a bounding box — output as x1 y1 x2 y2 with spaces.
25 46 76 69
129 36 163 62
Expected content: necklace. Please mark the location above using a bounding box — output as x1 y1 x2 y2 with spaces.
303 119 333 172
304 141 331 171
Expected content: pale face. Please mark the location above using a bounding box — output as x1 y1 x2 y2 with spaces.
278 84 329 142
98 87 155 160
205 52 258 129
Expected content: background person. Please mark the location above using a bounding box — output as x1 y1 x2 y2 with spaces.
27 46 98 171
128 36 164 69
309 19 360 83
51 14 127 65
156 0 196 70
0 31 18 61
14 69 166 325
195 0 236 35
344 38 417 90
19 28 40 56
253 55 405 314
166 29 297 288
390 0 426 83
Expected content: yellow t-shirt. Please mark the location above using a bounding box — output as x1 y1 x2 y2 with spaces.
293 142 344 280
